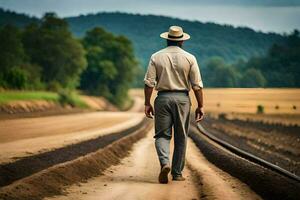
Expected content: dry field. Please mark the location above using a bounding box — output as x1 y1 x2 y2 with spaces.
130 88 300 126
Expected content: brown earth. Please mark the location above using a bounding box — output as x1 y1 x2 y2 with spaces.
212 112 300 126
0 100 58 114
0 92 293 200
201 115 300 176
0 112 144 164
131 88 300 125
0 95 117 120
0 119 152 200
189 125 300 200
80 95 117 111
45 130 260 200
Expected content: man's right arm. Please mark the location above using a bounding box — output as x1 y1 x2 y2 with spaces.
189 56 205 122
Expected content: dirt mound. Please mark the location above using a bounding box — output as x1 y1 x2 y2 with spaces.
0 118 148 187
80 95 117 111
0 100 59 114
0 95 117 119
0 119 152 200
189 125 300 200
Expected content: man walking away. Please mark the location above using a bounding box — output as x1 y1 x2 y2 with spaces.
144 26 205 184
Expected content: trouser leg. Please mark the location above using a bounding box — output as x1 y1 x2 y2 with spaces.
154 96 172 167
171 96 191 176
155 136 171 167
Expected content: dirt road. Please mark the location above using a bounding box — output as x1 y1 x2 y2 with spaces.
0 95 264 199
46 130 260 200
46 130 200 200
0 112 143 163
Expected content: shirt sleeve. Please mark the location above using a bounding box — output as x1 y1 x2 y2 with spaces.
189 56 204 90
144 56 157 87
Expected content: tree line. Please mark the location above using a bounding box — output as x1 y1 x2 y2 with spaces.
1 9 299 99
203 30 300 88
0 13 139 108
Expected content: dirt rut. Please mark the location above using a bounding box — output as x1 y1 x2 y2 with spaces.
0 119 152 200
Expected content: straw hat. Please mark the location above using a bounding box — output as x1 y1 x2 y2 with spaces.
160 26 190 41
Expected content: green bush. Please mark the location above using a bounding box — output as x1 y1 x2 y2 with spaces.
257 105 264 114
58 89 88 108
218 113 227 119
5 67 29 89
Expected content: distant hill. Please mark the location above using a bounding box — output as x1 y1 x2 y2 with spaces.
65 12 285 68
0 8 285 69
0 8 38 27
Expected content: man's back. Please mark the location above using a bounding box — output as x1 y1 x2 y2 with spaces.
145 46 203 91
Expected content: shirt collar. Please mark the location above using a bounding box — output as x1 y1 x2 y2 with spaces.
164 45 183 52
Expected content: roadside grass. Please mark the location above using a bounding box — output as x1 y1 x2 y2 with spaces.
0 91 59 105
0 90 88 108
58 90 89 109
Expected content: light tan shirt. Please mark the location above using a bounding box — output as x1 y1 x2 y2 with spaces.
144 46 203 91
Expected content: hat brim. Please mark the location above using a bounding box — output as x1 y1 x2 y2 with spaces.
160 32 190 41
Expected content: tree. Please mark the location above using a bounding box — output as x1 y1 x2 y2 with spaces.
0 25 25 70
22 13 87 90
245 30 300 87
240 68 266 87
81 27 139 108
0 25 41 89
204 57 239 87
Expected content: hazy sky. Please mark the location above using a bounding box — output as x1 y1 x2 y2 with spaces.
1 0 300 33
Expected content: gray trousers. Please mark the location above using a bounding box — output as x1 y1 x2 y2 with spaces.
153 92 191 176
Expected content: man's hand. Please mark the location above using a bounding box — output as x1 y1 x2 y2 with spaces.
195 107 204 122
145 105 154 119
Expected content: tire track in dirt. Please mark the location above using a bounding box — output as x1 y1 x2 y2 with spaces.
45 129 262 200
0 118 152 200
45 130 200 200
0 118 148 187
189 125 300 200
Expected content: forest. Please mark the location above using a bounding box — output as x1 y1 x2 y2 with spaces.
0 12 138 108
0 8 299 93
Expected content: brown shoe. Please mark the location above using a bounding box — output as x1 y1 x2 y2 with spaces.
159 165 171 184
172 175 186 181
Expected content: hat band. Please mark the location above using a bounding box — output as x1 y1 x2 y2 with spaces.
168 34 183 39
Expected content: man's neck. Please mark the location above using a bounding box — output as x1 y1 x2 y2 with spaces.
167 45 182 48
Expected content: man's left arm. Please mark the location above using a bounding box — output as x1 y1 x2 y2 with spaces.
189 56 205 122
144 56 156 118
144 85 154 118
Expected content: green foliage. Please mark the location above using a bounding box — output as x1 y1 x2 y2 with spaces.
4 67 28 89
0 9 285 86
0 25 43 89
58 89 88 108
65 12 284 68
0 14 87 91
257 105 264 114
245 30 300 87
203 57 239 87
0 90 87 108
240 68 266 87
0 8 38 27
1 9 298 95
22 13 87 90
0 25 26 70
80 27 139 108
